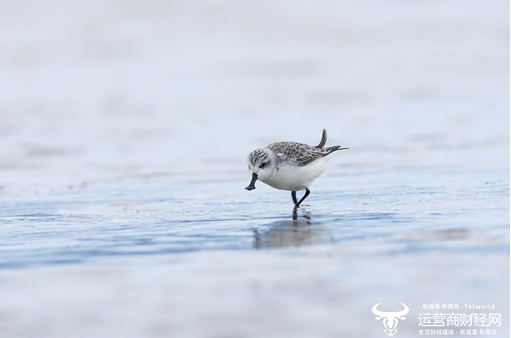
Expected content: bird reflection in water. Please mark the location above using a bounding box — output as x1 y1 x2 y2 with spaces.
253 207 333 248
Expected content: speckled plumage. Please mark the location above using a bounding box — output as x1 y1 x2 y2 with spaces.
245 129 348 207
267 142 341 167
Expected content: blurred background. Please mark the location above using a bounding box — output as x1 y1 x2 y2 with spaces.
0 0 508 188
0 1 508 337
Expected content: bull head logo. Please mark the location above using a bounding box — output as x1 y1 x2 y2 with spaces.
372 302 409 336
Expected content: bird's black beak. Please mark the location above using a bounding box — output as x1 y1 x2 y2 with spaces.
245 173 258 190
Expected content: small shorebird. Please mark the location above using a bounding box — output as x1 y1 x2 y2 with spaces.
245 129 348 207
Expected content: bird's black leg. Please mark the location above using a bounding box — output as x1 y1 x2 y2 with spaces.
291 191 298 205
295 188 310 207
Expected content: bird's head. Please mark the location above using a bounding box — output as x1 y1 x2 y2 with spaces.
245 148 275 190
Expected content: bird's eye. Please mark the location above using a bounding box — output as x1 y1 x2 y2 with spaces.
260 162 267 169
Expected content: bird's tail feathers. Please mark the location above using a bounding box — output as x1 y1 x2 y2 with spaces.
325 145 349 154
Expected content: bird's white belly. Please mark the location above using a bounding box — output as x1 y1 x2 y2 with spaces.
260 158 328 191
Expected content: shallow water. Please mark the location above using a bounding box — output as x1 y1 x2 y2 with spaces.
0 0 509 337
1 166 508 268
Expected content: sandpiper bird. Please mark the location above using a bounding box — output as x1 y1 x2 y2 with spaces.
245 129 348 207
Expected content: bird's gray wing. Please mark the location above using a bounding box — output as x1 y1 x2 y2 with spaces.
267 142 327 166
